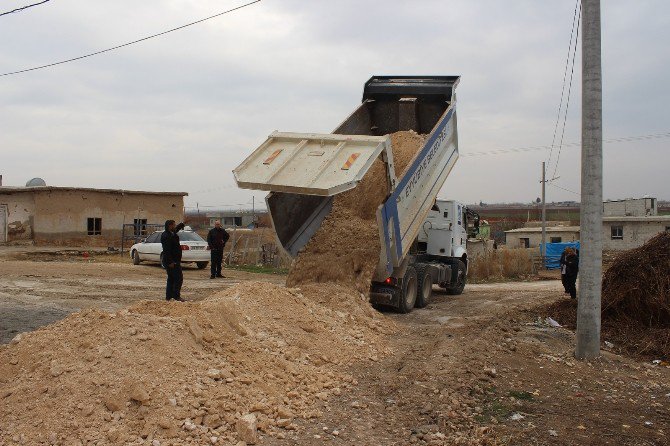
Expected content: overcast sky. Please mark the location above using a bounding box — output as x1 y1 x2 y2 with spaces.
1 0 668 210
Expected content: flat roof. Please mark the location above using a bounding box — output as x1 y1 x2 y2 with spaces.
505 226 581 234
0 186 188 196
603 216 670 222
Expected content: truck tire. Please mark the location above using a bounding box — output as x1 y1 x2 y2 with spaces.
132 250 141 265
445 260 466 295
414 263 432 308
398 266 418 314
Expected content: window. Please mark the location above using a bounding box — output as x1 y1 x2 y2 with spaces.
611 225 623 240
87 218 101 236
443 211 449 219
519 238 530 248
550 237 562 243
133 218 147 236
146 232 160 243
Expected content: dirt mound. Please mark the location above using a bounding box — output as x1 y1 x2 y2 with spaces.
287 131 426 293
602 231 670 327
0 282 395 445
544 233 670 359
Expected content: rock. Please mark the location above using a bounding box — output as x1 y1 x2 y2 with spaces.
187 318 203 344
210 436 218 444
549 430 558 437
158 418 172 429
104 396 123 412
509 413 525 421
277 407 294 419
207 369 222 380
484 367 497 378
236 414 258 444
129 383 150 404
152 440 161 446
10 333 23 345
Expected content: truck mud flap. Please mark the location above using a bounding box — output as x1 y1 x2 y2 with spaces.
369 289 399 307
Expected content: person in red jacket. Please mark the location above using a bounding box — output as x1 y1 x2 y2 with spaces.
207 221 230 279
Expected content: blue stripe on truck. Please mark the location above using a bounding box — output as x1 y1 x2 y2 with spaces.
380 107 456 275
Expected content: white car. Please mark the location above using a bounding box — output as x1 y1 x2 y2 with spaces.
130 229 210 269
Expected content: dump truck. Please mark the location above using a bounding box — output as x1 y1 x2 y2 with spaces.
234 75 468 312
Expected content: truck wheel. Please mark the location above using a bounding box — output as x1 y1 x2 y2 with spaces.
415 263 432 308
196 262 208 270
132 250 141 265
445 260 467 295
398 266 418 314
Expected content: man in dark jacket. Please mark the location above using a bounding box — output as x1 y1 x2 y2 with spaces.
564 248 579 300
207 220 230 279
161 219 186 301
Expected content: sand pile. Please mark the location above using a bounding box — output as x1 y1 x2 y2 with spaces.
0 282 394 445
287 131 426 293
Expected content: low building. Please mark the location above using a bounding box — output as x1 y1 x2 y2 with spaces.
0 185 187 246
603 216 670 250
504 225 580 248
205 210 266 229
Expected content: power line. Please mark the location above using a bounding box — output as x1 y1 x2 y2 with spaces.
0 0 261 77
549 183 581 196
0 0 50 17
460 131 670 157
547 0 581 168
552 1 582 179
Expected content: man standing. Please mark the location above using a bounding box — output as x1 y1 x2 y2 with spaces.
207 220 230 279
564 248 580 300
161 220 186 301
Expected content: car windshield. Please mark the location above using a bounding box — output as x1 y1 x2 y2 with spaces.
177 231 205 242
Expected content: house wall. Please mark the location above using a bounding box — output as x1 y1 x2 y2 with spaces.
31 190 184 246
603 198 656 217
602 220 669 250
506 230 580 248
0 192 35 241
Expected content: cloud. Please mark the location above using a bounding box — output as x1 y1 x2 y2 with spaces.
0 0 668 209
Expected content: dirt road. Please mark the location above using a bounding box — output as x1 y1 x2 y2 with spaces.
0 258 284 344
0 256 667 445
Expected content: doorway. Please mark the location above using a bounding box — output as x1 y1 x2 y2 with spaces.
0 205 7 243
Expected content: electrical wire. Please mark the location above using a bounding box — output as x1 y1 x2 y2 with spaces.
547 0 581 168
0 0 261 77
0 0 50 17
460 131 670 157
551 1 582 179
549 183 581 196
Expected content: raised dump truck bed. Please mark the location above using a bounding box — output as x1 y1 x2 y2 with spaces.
234 75 461 310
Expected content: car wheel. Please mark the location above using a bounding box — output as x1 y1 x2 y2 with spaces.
132 250 141 265
196 262 208 270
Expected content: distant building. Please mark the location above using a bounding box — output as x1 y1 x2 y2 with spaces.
504 225 580 248
0 185 186 246
603 198 670 250
503 197 670 251
205 210 266 229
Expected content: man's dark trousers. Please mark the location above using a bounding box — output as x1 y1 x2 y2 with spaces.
166 262 183 300
211 250 223 277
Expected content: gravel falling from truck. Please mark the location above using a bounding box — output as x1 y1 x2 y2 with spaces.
286 131 426 294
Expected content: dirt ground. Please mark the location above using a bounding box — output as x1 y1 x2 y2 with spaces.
0 253 668 445
0 251 284 344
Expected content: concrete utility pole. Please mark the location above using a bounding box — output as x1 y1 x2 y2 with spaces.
541 162 547 262
576 0 603 359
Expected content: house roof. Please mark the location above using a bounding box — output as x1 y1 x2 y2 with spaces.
603 216 670 222
505 226 581 234
0 186 188 196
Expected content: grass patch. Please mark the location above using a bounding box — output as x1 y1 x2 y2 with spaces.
226 264 288 275
508 390 534 401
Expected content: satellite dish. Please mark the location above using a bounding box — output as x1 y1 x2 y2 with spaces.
26 177 47 187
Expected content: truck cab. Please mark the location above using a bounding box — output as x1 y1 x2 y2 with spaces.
418 200 468 260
